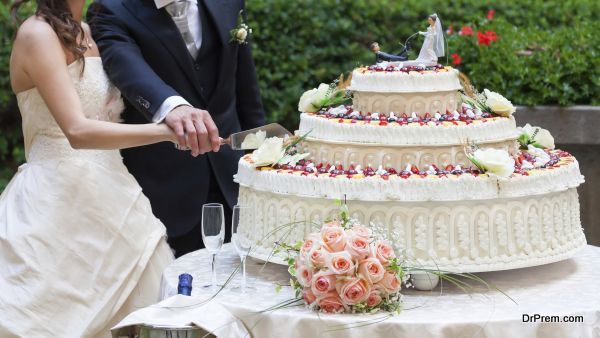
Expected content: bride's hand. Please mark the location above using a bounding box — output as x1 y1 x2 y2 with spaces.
161 123 180 145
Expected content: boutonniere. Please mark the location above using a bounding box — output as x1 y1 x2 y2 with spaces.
230 10 252 44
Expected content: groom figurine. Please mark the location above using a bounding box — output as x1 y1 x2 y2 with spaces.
88 0 265 257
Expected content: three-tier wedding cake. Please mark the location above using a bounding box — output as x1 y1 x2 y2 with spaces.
235 63 586 273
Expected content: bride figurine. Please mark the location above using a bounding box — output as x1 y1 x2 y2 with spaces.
404 13 445 66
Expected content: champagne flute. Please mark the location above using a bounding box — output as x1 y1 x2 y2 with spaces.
230 205 255 293
201 203 225 291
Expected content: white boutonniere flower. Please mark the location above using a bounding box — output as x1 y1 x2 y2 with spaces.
230 10 252 44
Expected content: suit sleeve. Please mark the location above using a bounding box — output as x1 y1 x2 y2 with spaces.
234 16 266 130
87 1 179 121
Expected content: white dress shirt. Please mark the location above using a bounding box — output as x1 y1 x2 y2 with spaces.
152 0 202 123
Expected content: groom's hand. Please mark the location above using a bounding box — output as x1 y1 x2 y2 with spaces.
165 106 220 156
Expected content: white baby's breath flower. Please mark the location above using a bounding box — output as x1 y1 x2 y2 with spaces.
470 148 515 178
298 83 330 113
251 137 285 167
240 130 266 149
483 89 516 117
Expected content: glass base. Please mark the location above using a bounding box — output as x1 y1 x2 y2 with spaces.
228 285 257 294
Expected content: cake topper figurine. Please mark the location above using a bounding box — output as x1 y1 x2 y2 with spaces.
371 13 445 66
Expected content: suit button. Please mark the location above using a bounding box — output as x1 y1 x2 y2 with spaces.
194 63 201 71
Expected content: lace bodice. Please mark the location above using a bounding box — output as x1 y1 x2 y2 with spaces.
16 57 125 164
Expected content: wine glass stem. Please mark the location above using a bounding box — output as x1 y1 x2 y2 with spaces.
211 253 217 290
241 256 247 292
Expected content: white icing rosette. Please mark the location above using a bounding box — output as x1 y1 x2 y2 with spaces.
469 148 515 178
484 89 516 117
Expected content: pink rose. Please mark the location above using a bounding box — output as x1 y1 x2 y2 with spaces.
358 257 385 283
377 271 401 294
296 262 313 287
321 226 346 252
323 220 342 228
302 287 317 305
351 225 372 240
311 271 336 297
366 289 383 308
308 246 327 268
372 241 396 266
346 234 371 261
317 291 346 313
300 233 320 255
336 277 371 305
326 251 355 275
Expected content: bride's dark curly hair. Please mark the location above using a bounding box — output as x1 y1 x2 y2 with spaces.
10 0 87 69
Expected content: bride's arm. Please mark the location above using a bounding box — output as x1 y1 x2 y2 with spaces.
14 22 177 150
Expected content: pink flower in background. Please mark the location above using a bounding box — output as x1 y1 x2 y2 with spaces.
317 291 346 313
308 246 327 268
296 262 313 287
311 271 336 297
446 24 454 35
451 53 462 65
337 277 371 305
346 233 371 260
327 251 355 275
302 288 317 305
487 9 495 20
350 225 372 240
486 30 498 42
366 289 383 307
321 226 346 252
459 25 474 36
358 257 385 283
378 271 402 294
372 241 396 266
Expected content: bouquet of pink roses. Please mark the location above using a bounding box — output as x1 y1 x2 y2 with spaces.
287 219 405 314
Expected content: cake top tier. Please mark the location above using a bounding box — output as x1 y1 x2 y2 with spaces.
349 64 462 93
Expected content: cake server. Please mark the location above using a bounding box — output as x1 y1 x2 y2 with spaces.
220 123 292 150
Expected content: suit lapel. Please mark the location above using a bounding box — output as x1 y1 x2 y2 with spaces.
202 0 235 46
122 0 206 101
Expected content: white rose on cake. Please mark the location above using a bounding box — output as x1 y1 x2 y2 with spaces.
519 124 555 149
298 83 330 113
240 130 266 149
483 89 516 117
251 137 285 167
469 148 515 178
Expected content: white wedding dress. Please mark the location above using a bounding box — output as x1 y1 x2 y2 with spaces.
0 57 174 337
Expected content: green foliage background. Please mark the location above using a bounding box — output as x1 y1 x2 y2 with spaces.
1 0 599 191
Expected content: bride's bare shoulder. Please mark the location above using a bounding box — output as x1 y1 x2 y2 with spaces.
13 16 62 52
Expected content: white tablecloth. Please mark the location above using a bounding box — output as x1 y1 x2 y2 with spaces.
160 244 600 338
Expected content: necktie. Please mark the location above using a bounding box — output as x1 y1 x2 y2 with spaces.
165 0 199 58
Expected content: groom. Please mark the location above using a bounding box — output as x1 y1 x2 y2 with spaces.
88 0 265 257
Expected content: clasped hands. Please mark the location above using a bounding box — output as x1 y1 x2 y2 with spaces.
165 105 221 157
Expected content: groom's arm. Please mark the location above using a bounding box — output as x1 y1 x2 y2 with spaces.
235 34 265 130
87 1 178 121
87 1 220 155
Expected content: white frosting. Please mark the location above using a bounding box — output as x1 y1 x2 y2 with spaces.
349 68 462 93
298 113 519 146
235 157 584 202
237 185 586 272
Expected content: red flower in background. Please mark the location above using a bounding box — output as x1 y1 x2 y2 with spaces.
487 9 495 20
485 30 498 42
459 26 474 36
451 53 462 65
446 24 454 35
477 31 491 45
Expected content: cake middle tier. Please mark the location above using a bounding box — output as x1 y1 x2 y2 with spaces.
299 138 517 169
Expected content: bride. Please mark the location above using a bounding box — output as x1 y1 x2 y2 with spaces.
0 0 197 336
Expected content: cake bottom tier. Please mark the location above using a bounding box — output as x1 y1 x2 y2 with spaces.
237 186 586 273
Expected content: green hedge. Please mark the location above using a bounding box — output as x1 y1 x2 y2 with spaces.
1 0 599 191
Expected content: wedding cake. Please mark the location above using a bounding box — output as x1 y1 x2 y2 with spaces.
235 63 586 273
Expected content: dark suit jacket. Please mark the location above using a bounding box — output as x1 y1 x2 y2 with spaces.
87 0 265 237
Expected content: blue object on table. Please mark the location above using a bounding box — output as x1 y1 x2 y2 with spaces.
177 273 193 296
